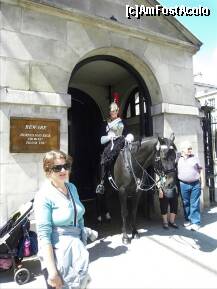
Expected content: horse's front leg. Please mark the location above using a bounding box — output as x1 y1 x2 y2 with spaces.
131 190 142 240
119 188 130 244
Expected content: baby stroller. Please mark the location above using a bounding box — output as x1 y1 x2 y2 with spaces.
0 199 37 285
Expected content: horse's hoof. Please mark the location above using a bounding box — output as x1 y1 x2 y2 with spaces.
133 233 140 239
132 231 140 240
97 216 103 224
122 237 131 245
105 212 112 222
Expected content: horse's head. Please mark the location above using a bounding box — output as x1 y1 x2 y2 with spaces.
155 133 178 198
156 133 176 164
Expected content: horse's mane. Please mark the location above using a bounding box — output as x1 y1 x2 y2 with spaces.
118 136 157 170
140 136 158 146
130 136 158 154
129 140 141 154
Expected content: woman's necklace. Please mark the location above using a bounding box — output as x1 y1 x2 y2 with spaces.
51 182 68 198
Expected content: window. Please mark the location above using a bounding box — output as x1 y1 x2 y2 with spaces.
208 98 215 108
125 90 147 119
123 88 152 137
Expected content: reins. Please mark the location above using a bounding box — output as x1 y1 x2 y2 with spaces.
108 141 176 193
128 146 161 192
107 142 158 192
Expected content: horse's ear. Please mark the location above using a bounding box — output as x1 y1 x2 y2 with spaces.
169 132 175 142
158 136 163 144
156 140 161 151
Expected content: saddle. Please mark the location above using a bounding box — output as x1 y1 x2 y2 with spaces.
97 141 136 194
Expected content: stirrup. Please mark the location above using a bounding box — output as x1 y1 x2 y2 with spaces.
96 184 105 194
108 175 119 191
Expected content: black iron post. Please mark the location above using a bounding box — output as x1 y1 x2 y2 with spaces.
201 104 215 202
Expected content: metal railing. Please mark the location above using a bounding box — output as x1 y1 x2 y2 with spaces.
201 105 215 202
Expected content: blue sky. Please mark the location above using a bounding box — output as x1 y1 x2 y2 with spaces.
159 0 217 85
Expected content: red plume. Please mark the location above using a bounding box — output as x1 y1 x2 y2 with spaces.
112 92 120 106
112 92 121 117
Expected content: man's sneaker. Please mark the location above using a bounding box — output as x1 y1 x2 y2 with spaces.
183 221 191 227
190 224 200 231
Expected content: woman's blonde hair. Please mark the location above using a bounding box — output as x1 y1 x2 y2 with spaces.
43 150 73 174
180 141 192 152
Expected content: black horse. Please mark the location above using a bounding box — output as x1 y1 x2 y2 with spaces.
112 133 177 244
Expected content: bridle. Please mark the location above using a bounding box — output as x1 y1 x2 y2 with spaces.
154 146 177 175
153 146 177 192
108 139 177 192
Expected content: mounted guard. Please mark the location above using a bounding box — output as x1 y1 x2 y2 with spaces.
96 93 133 195
97 127 178 244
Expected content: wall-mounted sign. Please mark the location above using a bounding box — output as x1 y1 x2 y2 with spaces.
10 117 60 153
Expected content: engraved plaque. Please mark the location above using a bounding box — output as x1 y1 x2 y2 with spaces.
10 117 60 153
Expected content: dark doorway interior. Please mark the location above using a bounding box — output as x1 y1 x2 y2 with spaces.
68 88 103 201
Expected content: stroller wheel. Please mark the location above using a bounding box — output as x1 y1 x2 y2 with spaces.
14 267 30 285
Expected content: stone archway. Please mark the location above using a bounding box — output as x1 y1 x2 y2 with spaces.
67 51 159 222
75 47 163 106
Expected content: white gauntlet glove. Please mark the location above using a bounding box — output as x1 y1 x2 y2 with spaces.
125 133 134 143
101 131 116 144
108 131 116 139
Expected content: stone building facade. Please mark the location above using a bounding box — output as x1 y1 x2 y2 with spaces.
0 0 206 223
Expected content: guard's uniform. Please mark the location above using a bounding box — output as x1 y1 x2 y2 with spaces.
101 117 125 166
96 101 130 195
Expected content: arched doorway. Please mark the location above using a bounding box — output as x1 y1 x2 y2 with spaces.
68 55 153 219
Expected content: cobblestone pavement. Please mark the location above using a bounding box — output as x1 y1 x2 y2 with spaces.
1 206 217 289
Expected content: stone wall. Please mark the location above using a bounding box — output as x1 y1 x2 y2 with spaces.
0 90 70 223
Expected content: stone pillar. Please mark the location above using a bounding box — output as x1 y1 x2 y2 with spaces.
151 102 208 218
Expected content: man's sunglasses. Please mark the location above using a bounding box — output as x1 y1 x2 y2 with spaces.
51 163 71 173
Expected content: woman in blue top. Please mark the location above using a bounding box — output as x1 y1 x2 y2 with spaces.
34 150 91 289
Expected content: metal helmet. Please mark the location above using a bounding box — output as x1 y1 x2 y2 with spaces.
110 102 119 112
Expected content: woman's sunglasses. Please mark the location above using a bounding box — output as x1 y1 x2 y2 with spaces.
51 163 71 173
